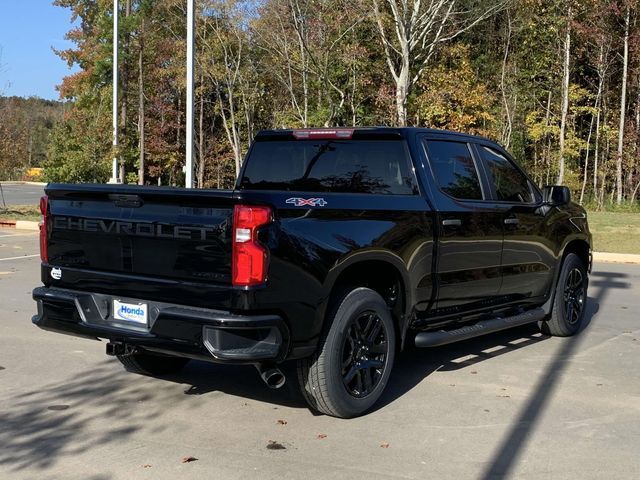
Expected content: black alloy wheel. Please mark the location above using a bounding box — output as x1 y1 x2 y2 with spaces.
540 252 588 337
563 267 585 325
341 311 390 398
297 287 396 418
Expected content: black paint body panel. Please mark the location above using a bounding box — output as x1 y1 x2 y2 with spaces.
34 128 592 363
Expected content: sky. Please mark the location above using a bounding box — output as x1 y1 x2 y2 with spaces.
0 1 79 100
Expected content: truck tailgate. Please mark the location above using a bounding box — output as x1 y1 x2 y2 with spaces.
46 184 235 285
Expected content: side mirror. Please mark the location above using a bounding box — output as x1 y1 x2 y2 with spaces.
543 185 571 206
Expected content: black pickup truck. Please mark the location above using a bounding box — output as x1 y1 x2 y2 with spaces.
33 127 591 418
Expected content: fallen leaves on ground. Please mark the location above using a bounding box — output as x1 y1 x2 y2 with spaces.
276 419 288 425
380 443 390 448
317 433 327 439
142 464 152 468
181 456 198 463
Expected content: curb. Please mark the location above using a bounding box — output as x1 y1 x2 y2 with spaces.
0 220 40 230
16 220 40 231
592 252 640 265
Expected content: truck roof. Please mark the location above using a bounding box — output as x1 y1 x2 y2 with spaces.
255 127 498 145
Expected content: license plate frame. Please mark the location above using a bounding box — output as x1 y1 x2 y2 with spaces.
112 299 149 326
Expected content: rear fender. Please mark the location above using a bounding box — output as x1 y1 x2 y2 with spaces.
318 249 414 347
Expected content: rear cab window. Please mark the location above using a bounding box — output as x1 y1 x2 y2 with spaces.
239 132 418 195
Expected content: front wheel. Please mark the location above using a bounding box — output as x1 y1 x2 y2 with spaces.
297 287 396 418
540 253 588 337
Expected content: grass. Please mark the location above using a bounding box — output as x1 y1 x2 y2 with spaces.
0 204 41 222
587 211 640 254
1 204 637 254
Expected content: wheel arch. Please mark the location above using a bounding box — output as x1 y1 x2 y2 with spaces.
561 238 591 273
542 236 592 316
319 250 413 349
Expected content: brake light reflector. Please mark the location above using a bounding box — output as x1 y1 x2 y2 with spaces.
292 129 354 140
232 205 272 286
39 195 49 263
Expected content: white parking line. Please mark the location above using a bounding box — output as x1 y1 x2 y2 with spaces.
0 254 39 261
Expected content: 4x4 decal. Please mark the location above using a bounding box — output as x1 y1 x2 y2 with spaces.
285 197 328 207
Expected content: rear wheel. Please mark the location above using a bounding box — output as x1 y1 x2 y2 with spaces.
116 351 190 376
297 287 396 418
540 253 588 337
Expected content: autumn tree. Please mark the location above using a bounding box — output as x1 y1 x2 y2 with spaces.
372 0 508 126
40 0 640 207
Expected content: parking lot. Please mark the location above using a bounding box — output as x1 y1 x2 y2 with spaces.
1 228 639 480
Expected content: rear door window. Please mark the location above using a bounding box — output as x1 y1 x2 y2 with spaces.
239 140 417 194
423 140 483 200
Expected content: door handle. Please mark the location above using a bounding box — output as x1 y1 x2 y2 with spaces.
504 217 519 225
442 219 462 227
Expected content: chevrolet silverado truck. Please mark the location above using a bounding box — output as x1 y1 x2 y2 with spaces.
33 127 591 418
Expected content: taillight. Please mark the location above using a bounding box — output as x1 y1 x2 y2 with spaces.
39 195 49 263
232 205 272 286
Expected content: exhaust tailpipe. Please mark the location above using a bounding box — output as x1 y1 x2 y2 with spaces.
256 363 286 389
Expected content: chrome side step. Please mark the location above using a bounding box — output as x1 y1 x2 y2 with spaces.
414 308 546 348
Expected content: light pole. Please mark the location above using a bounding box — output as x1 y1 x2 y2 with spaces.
185 0 195 188
110 0 120 184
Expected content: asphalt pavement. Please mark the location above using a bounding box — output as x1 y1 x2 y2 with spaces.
0 183 45 207
1 228 639 479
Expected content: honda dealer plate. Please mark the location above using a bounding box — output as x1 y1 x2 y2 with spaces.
113 300 148 325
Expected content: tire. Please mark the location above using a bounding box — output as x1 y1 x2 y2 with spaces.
540 253 588 337
297 287 396 418
116 351 190 376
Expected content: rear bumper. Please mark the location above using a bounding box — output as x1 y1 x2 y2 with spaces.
32 286 290 364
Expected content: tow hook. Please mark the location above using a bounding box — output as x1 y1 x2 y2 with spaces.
255 363 286 389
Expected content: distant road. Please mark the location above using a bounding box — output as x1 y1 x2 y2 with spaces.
0 183 45 207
